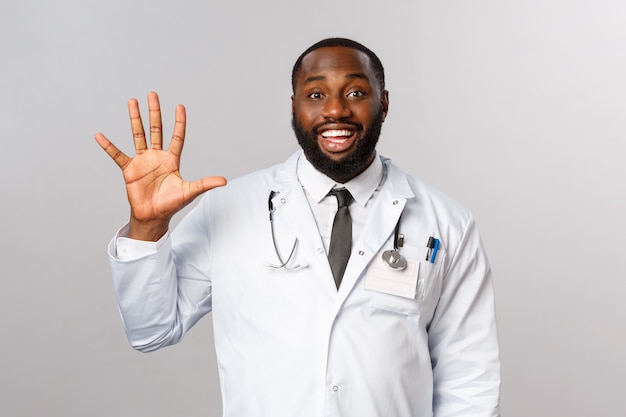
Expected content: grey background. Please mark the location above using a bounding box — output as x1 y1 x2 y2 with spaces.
1 0 624 416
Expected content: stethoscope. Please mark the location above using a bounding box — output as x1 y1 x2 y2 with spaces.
266 191 305 270
381 216 408 270
267 190 408 271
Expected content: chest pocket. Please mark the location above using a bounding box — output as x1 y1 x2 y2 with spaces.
367 244 445 317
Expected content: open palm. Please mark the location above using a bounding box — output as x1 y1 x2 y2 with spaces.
95 92 227 240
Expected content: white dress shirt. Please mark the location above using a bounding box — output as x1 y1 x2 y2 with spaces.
297 153 383 254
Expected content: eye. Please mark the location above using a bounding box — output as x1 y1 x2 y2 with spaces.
308 92 323 99
347 90 365 98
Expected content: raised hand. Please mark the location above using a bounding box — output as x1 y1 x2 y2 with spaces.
95 92 227 241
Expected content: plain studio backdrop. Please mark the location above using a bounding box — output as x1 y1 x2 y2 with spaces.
1 0 624 416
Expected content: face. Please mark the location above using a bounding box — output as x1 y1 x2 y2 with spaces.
291 46 389 183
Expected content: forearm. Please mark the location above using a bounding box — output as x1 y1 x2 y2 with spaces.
108 207 213 352
108 234 183 352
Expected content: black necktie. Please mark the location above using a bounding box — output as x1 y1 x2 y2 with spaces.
328 188 353 289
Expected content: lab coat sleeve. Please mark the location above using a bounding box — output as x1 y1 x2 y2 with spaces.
428 213 501 417
107 197 214 353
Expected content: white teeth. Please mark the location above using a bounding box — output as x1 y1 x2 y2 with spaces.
321 129 353 138
327 138 347 144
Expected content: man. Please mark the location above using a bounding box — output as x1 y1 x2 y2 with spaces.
96 38 500 417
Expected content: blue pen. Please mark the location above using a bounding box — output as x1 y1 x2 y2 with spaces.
429 238 440 263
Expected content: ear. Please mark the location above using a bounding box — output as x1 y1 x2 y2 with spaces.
380 90 389 122
291 95 295 113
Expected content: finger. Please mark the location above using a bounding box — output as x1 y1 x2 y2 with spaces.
148 91 163 150
199 175 228 191
187 176 228 199
168 104 186 157
95 133 131 169
128 98 147 153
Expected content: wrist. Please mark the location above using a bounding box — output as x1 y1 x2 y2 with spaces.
128 217 169 241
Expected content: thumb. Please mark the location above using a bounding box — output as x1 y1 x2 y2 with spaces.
189 175 228 197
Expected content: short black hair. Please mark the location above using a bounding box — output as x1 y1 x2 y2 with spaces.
291 38 385 93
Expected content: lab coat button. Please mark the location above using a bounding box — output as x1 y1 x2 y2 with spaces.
332 385 339 392
358 250 364 256
280 198 286 204
393 200 399 205
317 247 324 254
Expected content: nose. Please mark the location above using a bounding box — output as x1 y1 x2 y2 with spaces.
321 95 351 120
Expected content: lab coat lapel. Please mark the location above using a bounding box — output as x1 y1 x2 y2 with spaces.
268 153 335 284
335 160 416 305
266 153 417 303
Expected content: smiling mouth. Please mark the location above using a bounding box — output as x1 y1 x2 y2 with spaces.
320 129 355 143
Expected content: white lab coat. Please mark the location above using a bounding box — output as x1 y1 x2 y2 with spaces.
108 151 500 417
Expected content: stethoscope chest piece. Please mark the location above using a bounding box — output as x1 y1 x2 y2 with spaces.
382 249 407 270
382 217 407 270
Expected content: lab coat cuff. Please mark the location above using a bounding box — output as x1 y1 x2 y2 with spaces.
111 223 170 260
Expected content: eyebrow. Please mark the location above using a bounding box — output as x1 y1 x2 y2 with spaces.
303 72 369 85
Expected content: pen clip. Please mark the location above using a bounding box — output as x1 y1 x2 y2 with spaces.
426 236 435 261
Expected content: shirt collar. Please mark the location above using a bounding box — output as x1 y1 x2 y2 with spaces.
297 153 384 208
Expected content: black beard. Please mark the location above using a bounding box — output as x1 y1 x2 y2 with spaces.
291 109 384 182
